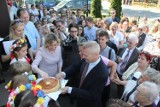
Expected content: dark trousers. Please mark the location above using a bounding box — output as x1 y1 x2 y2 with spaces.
102 85 110 107
117 74 124 98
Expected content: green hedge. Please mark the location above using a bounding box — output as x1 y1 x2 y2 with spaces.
90 0 102 18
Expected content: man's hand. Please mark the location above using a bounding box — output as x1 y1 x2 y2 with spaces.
60 86 69 94
117 57 123 62
55 72 65 80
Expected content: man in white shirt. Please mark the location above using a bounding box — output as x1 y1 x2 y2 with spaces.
29 4 39 21
116 33 139 98
38 4 44 20
17 8 40 52
84 17 98 41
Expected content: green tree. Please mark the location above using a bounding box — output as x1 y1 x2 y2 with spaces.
90 0 102 18
110 0 122 19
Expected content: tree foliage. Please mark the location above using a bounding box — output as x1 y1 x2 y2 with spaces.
90 0 102 18
110 0 122 19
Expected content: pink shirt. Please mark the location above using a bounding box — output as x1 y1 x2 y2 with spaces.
32 46 62 77
101 56 110 86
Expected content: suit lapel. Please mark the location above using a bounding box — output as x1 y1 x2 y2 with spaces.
80 59 102 88
126 48 136 67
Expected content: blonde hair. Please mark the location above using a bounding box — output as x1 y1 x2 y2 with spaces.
41 25 50 36
110 22 118 30
10 20 25 40
11 19 24 30
44 33 60 48
149 23 160 34
9 61 32 76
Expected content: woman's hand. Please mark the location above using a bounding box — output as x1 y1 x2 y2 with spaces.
113 78 122 85
55 72 65 80
40 71 48 78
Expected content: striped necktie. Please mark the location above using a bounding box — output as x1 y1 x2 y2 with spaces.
120 50 130 73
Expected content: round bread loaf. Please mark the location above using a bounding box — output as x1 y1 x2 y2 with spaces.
37 77 60 94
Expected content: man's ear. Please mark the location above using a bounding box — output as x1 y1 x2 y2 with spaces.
0 0 11 37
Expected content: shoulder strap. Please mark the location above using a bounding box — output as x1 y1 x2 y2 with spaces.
125 82 138 102
108 48 112 60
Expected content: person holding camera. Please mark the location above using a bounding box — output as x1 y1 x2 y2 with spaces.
62 23 86 69
54 19 69 42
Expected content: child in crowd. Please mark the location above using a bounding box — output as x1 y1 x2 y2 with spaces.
7 83 45 107
5 61 33 92
10 38 30 65
7 83 60 107
9 61 32 76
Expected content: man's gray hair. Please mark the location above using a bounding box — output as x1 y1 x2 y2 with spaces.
139 81 159 102
144 68 160 85
83 41 100 54
128 33 139 43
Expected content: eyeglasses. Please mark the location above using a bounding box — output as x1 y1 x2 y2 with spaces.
138 28 143 31
70 30 77 33
110 12 115 14
111 28 116 30
11 19 23 26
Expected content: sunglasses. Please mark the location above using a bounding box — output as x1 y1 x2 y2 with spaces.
138 28 143 31
110 12 115 14
11 20 23 26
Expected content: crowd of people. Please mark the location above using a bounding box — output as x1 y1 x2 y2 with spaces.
0 0 160 107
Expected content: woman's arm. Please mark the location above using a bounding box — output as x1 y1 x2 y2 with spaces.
28 48 34 61
31 49 48 78
112 73 128 85
57 46 63 73
32 66 48 78
107 60 117 81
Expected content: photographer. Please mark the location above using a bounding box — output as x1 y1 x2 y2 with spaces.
62 23 86 70
54 19 69 42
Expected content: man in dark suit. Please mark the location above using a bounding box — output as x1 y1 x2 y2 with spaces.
56 41 108 107
116 33 139 97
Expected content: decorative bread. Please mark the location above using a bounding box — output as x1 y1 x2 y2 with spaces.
37 77 60 94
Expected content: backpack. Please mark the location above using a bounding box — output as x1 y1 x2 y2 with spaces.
107 40 118 54
108 48 112 60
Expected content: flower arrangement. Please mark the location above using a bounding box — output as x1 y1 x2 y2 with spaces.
10 38 26 52
6 83 45 107
5 72 37 92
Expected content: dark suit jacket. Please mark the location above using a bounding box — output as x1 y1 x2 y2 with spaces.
118 47 139 74
64 59 108 107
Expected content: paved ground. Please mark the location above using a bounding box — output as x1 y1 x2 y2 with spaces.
102 1 160 20
0 2 160 107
